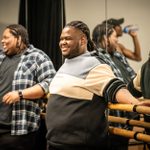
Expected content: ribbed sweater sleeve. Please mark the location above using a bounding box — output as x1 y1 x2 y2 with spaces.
103 78 126 103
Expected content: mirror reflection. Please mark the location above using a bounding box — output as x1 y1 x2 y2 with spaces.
65 0 150 72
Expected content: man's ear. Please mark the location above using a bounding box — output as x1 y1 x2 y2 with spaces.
80 35 87 46
17 36 21 48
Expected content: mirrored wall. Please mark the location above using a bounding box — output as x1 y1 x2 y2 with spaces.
0 0 150 72
65 0 150 72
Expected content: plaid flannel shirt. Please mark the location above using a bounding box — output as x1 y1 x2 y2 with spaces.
96 48 137 129
97 48 136 83
113 50 136 80
96 49 124 82
0 45 56 135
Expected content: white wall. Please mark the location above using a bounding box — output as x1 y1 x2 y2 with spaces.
65 0 150 72
0 0 19 24
0 0 19 48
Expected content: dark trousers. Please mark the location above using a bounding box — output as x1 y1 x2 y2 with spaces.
0 131 37 150
47 143 110 150
47 146 108 150
108 133 129 150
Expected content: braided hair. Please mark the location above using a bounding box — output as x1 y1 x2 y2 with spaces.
6 24 30 48
92 23 114 49
65 21 96 51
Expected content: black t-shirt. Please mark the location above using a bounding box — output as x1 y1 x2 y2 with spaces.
0 54 21 133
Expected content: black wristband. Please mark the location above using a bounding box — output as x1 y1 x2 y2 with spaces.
18 91 23 100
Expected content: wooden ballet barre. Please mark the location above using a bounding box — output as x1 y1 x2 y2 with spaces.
109 126 150 143
108 103 150 115
108 115 150 129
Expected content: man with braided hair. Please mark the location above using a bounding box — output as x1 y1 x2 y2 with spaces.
46 20 150 150
0 24 56 150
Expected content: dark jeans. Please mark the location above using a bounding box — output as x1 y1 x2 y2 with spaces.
47 142 110 150
47 145 108 150
108 133 129 150
0 131 37 150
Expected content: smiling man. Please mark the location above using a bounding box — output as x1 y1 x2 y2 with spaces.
0 24 56 150
46 20 150 150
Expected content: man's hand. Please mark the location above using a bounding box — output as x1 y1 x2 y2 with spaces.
138 99 150 107
2 91 20 104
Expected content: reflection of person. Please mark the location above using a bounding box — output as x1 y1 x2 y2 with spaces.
46 20 150 150
92 23 139 150
0 24 56 150
92 23 136 84
128 53 150 149
102 18 142 61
